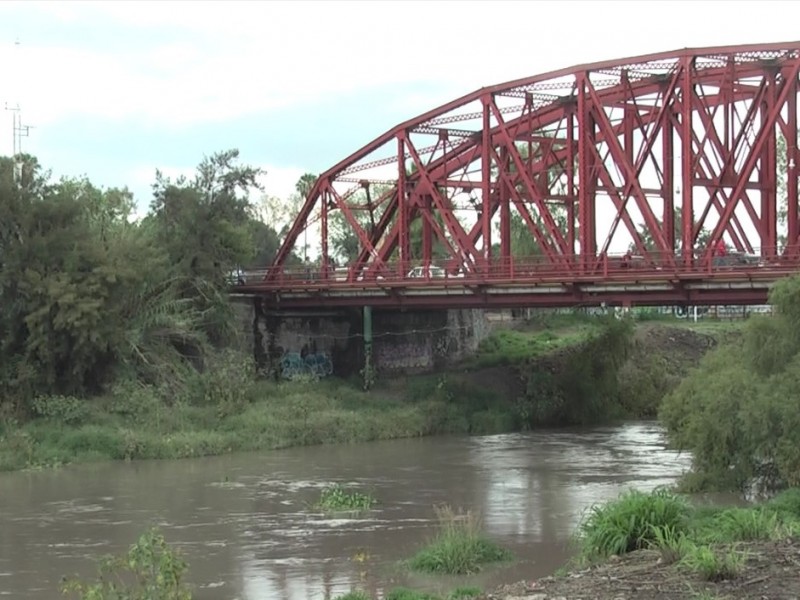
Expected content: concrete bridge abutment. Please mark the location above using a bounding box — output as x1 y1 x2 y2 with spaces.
231 297 490 383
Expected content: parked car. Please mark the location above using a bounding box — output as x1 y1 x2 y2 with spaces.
407 266 447 279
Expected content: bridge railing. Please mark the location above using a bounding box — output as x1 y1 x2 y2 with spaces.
236 246 800 289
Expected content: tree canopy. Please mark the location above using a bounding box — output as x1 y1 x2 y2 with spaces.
0 150 285 416
660 274 800 494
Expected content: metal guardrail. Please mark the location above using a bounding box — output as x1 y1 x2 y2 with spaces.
233 249 800 291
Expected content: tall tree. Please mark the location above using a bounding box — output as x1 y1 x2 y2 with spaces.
627 207 712 255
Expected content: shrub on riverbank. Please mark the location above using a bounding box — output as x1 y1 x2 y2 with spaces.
576 488 800 565
0 372 524 471
408 506 511 575
0 317 722 472
660 275 800 494
518 316 635 427
334 588 482 600
578 488 690 558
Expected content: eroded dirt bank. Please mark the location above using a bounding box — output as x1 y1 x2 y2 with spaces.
485 538 800 600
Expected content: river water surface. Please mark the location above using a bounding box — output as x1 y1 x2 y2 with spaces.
0 422 691 599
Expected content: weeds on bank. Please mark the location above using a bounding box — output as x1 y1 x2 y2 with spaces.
578 488 691 558
315 484 376 513
334 587 482 600
408 506 511 575
693 508 780 543
0 372 525 472
334 593 371 600
647 524 695 564
468 326 593 369
576 487 800 585
680 544 746 581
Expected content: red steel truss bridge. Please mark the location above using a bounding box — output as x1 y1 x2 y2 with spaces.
240 42 800 310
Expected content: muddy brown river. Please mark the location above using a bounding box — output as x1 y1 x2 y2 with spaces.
0 422 690 599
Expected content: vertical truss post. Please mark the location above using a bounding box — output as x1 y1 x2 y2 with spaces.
499 145 511 273
481 94 492 269
760 70 778 258
567 110 576 256
577 74 596 270
321 189 329 277
397 134 410 274
422 194 432 267
663 95 675 252
681 58 695 266
788 75 799 255
622 70 634 166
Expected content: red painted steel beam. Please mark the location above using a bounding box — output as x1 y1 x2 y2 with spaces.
338 68 768 276
702 62 800 262
266 42 800 299
241 285 773 311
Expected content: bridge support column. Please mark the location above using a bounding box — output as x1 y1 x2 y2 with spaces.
363 305 373 390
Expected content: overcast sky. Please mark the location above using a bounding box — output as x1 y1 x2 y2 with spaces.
1 0 798 214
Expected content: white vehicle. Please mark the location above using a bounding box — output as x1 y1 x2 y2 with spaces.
407 266 447 279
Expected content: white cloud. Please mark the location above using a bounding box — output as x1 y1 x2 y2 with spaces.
3 0 797 133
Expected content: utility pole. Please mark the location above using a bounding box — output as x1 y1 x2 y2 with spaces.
4 37 34 183
4 102 20 155
5 103 32 156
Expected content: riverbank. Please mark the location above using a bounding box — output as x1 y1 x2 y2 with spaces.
0 317 733 472
485 488 800 600
489 537 800 599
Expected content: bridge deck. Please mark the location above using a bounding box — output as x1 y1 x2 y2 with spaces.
236 260 798 309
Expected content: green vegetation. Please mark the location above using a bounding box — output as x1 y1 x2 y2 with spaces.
575 487 800 584
518 315 635 426
334 593 371 600
467 313 599 368
315 484 377 512
0 374 525 471
680 544 746 582
62 527 191 599
334 588 482 600
578 488 690 557
408 506 511 575
0 302 722 471
660 275 800 494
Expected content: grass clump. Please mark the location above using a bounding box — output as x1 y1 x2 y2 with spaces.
384 589 440 600
578 488 690 559
680 544 745 581
767 488 800 517
446 587 482 599
315 484 376 512
647 524 695 564
335 587 482 600
333 592 371 600
408 506 511 575
701 508 780 543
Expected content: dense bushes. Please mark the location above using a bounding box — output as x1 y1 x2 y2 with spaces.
518 316 634 426
576 487 800 582
0 151 272 420
661 275 800 494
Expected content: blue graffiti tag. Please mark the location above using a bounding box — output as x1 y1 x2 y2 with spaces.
280 351 333 379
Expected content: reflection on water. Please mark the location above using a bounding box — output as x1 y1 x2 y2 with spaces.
0 421 691 599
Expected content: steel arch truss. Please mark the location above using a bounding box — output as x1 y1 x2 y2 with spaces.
263 42 800 304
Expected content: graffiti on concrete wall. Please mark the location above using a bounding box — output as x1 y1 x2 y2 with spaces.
280 351 334 380
374 341 433 371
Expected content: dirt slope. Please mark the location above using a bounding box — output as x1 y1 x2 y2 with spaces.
485 538 800 600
